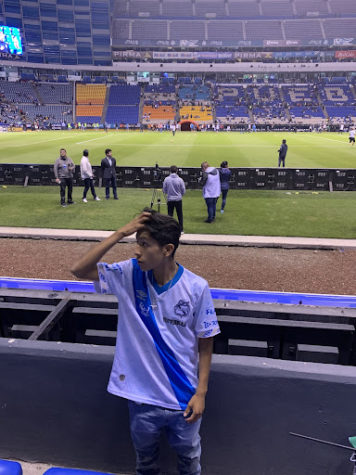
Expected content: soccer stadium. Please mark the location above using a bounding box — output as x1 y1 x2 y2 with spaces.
1 1 356 474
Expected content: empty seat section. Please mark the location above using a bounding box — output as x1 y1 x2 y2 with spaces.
284 20 323 40
162 0 194 17
323 19 356 39
208 21 244 40
112 19 130 41
104 85 140 125
132 20 168 40
36 84 72 104
143 105 176 122
170 21 205 40
76 84 106 105
76 84 107 123
129 0 160 17
329 0 356 15
195 0 226 17
245 20 283 40
294 0 329 16
260 0 294 17
228 0 260 18
179 105 213 122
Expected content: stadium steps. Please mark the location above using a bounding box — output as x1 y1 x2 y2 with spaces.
33 84 45 106
350 84 356 101
101 85 110 124
318 92 328 119
138 91 145 123
279 87 291 122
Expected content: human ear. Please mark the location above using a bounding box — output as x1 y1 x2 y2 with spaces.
163 243 175 257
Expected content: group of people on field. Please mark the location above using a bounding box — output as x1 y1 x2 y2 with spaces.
53 148 118 207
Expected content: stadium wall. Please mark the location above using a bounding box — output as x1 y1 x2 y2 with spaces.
1 165 356 192
1 59 356 73
0 338 355 474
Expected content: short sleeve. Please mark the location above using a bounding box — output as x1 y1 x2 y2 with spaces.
194 283 220 339
94 260 132 296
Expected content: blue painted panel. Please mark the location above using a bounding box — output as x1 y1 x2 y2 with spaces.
0 277 355 309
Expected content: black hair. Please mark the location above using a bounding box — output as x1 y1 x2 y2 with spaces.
137 208 181 257
105 148 112 155
282 139 286 144
83 149 89 156
220 160 228 168
170 165 178 174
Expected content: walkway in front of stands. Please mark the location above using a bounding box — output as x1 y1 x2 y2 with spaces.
0 226 356 250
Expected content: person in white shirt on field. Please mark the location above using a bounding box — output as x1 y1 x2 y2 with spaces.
349 127 355 146
80 149 100 203
201 161 221 223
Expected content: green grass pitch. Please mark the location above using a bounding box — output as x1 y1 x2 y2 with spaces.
0 130 355 168
1 130 356 238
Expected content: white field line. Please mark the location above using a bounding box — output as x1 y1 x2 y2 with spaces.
8 135 75 147
76 133 115 144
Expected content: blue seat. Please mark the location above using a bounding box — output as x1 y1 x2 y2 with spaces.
0 460 22 475
43 469 112 475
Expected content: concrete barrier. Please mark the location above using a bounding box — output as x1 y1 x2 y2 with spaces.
1 339 356 474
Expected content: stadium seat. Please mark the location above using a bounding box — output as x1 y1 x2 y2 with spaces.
0 460 22 475
43 469 112 475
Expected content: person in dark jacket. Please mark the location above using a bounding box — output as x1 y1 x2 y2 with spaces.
54 148 75 207
278 139 288 168
219 161 231 214
101 148 118 200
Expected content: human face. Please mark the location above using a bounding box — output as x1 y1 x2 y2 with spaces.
135 231 166 272
106 150 112 157
60 149 66 158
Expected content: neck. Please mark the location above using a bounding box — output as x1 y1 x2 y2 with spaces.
153 259 177 286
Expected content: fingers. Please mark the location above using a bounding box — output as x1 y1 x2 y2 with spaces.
184 409 202 424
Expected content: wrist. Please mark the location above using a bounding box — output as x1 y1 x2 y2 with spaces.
195 388 207 397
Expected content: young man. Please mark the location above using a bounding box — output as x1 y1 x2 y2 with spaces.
349 127 355 146
54 148 75 207
162 165 186 232
71 210 220 475
278 139 288 167
100 148 118 199
201 162 221 223
80 149 100 203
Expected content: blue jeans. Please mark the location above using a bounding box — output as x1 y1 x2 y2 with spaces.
128 400 201 475
204 197 217 222
221 189 228 210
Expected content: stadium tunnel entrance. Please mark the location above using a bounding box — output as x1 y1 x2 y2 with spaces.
180 120 200 131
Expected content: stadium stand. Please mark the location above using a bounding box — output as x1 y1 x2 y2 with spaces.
76 84 107 124
246 86 288 124
105 84 140 125
282 84 324 123
215 85 250 124
179 105 213 122
319 84 356 122
142 83 177 125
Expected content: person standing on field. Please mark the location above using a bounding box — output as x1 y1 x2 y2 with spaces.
278 139 288 167
54 148 75 207
80 149 100 203
163 165 186 232
101 148 118 200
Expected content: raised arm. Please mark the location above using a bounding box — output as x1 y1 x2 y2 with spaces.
71 212 151 281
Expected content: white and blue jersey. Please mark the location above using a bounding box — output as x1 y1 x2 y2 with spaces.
95 258 220 410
